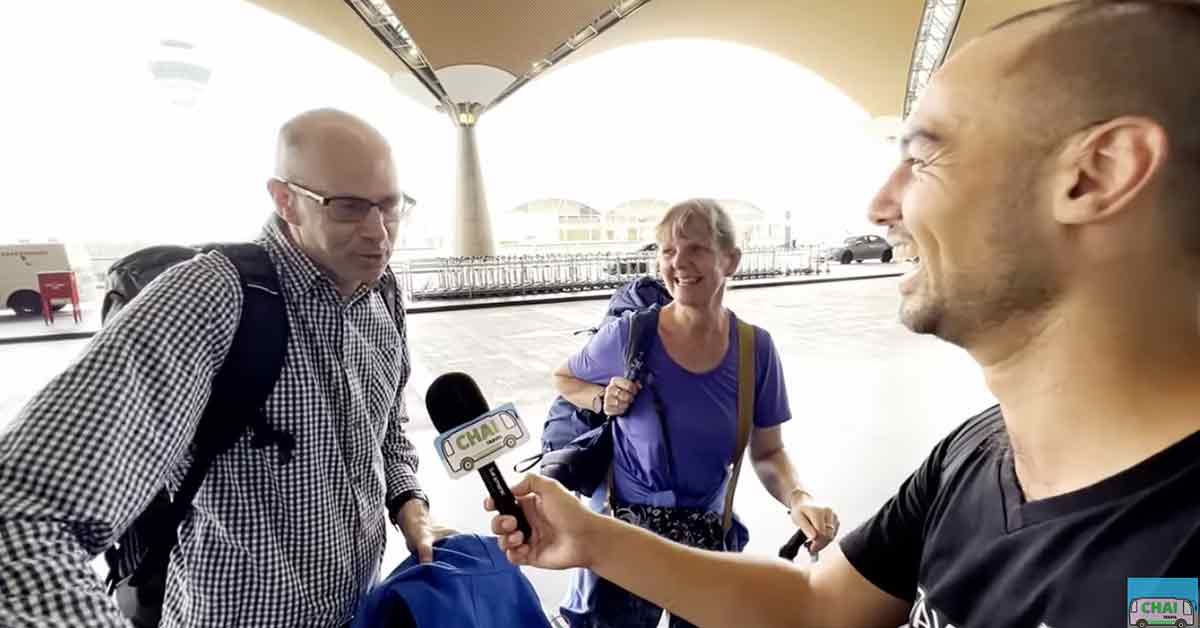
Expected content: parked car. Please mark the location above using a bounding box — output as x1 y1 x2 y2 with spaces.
605 242 658 275
1 242 93 316
828 235 893 264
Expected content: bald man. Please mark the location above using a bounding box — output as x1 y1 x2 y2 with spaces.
487 2 1200 627
0 109 449 627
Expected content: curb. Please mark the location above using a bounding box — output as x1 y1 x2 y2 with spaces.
0 272 903 345
405 272 903 313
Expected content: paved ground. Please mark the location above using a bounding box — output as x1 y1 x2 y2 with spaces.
0 273 996 622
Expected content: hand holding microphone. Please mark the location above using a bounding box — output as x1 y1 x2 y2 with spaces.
426 372 531 541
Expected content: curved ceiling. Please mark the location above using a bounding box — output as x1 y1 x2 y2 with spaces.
246 1 1053 119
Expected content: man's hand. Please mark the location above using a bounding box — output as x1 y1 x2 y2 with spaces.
789 492 840 556
486 474 602 569
394 499 457 564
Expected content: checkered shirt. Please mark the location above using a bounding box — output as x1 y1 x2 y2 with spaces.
0 216 423 627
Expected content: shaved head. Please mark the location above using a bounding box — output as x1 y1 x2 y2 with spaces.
267 108 402 297
274 108 395 187
993 0 1200 252
868 0 1200 348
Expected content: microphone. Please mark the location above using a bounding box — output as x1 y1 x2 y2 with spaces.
778 529 810 561
426 373 532 540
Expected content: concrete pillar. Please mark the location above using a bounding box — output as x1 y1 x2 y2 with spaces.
453 103 496 257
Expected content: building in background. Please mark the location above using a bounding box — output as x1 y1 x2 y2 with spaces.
499 198 789 250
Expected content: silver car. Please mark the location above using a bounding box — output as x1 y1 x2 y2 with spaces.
828 235 894 264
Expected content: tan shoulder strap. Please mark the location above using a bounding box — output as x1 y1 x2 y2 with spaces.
723 319 756 533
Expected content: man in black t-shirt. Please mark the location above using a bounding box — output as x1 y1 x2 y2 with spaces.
486 2 1200 627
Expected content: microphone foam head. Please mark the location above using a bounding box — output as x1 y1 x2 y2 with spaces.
426 372 490 434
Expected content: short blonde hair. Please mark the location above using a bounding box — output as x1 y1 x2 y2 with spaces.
655 198 739 254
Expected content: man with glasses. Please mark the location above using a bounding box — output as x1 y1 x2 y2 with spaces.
0 108 448 627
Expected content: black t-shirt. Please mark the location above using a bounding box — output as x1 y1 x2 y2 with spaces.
842 406 1200 628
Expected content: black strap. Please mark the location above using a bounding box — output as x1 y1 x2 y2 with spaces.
514 307 660 475
134 244 291 579
625 308 671 478
198 244 292 466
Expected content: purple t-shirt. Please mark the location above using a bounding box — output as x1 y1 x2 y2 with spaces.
567 309 791 511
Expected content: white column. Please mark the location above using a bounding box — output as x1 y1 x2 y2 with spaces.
453 104 496 257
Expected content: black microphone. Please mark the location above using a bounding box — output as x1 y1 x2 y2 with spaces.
779 529 810 561
426 372 532 540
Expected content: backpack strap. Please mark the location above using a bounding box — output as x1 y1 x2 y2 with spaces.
722 319 756 533
196 244 293 465
604 306 662 512
379 267 400 327
623 306 661 377
134 244 292 579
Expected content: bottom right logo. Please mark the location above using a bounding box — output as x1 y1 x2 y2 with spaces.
1128 578 1199 628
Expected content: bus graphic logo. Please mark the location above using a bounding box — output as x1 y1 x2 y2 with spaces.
1129 579 1198 628
434 403 529 479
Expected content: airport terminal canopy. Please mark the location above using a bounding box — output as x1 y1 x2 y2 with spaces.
241 0 1057 256
245 0 1057 120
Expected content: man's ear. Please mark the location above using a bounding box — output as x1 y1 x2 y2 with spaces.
1051 116 1168 226
267 178 301 226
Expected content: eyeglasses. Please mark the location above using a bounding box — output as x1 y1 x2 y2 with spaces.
276 178 416 224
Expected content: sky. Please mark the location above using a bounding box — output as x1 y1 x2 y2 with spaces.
0 0 898 248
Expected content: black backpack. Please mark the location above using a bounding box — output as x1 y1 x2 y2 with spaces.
100 243 295 627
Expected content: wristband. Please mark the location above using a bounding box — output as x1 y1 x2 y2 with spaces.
388 490 430 524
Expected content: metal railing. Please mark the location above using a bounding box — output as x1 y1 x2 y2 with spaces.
396 244 830 301
89 244 833 303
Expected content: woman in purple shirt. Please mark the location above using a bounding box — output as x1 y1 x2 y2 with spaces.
551 199 840 628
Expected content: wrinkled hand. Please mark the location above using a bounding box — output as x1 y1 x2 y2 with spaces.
789 494 840 557
486 474 599 570
395 499 457 564
603 377 641 416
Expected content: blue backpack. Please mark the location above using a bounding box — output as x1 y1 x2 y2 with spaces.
352 534 550 628
525 277 671 496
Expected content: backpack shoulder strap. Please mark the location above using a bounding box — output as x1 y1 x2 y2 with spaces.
131 243 292 578
199 243 292 464
601 306 662 511
723 318 756 533
176 244 291 493
379 267 402 330
624 306 661 379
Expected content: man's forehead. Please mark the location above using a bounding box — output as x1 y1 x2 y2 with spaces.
945 6 1063 80
904 15 1056 141
901 81 959 147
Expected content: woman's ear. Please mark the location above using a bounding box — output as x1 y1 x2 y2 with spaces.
725 247 742 276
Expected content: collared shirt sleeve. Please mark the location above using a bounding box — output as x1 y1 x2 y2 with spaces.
0 252 240 626
381 288 422 507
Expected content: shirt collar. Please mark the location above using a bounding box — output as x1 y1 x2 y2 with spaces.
259 215 393 306
260 215 328 299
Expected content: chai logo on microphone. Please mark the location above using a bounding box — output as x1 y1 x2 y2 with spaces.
1128 578 1198 628
434 403 529 479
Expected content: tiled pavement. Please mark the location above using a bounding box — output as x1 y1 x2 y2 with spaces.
0 274 997 620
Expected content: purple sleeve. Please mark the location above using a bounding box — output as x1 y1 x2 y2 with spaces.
566 315 629 385
752 327 791 428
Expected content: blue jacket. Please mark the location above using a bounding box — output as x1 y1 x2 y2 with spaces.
352 534 551 628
